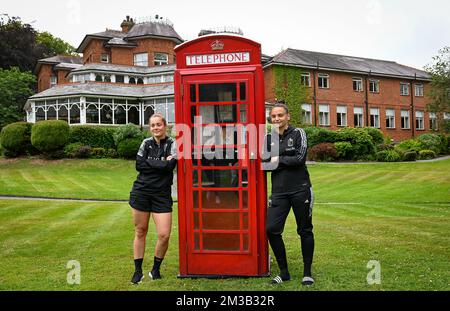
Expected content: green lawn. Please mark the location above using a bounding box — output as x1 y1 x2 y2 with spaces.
0 158 449 290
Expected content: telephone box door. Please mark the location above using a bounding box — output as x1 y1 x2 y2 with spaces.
183 72 259 276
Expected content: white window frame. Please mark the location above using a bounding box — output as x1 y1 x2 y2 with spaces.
401 109 410 129
134 53 148 66
415 111 424 130
301 73 311 87
385 108 395 129
318 74 329 89
154 52 169 66
429 112 438 130
353 107 364 127
101 53 109 63
369 79 379 93
370 108 380 128
319 104 330 126
352 77 363 92
50 75 57 87
415 84 424 97
301 103 312 124
400 82 409 96
336 105 347 127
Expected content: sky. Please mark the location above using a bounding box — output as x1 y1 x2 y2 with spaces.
2 0 449 70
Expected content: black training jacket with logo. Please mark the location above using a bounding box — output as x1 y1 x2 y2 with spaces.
262 125 311 194
130 136 177 195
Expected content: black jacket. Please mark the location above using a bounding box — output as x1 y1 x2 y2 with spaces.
262 125 311 194
131 136 177 195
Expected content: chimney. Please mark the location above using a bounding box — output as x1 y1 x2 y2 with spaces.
120 15 134 33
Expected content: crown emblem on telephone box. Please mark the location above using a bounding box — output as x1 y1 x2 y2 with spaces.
211 40 224 50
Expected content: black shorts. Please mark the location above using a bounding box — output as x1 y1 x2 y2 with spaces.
129 192 173 213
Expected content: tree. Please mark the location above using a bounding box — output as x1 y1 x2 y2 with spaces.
425 46 450 133
36 31 77 57
0 67 36 130
273 66 311 128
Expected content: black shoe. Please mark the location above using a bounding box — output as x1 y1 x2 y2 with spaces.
131 271 144 285
270 274 290 284
301 276 315 286
149 269 161 280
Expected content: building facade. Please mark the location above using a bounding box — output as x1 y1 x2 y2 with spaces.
263 49 435 141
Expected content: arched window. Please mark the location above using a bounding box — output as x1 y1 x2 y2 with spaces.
58 105 68 122
100 104 113 124
137 77 144 84
86 104 99 124
95 75 103 82
129 77 136 84
47 106 57 120
104 75 111 82
127 105 139 125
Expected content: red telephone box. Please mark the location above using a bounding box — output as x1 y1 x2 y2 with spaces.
174 34 268 277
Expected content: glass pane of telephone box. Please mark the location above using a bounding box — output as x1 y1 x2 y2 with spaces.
203 233 240 251
200 170 239 188
199 83 237 102
201 212 241 230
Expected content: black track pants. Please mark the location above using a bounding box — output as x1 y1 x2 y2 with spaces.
266 187 315 271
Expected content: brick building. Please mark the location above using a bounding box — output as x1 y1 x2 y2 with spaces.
263 49 435 141
26 17 440 140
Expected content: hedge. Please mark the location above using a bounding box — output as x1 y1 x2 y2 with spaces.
0 121 36 156
69 126 115 149
117 137 143 159
31 120 70 156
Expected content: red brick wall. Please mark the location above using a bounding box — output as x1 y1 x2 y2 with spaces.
265 65 432 141
37 64 53 92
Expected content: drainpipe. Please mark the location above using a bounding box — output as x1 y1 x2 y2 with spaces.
312 61 319 126
364 70 370 127
410 74 416 138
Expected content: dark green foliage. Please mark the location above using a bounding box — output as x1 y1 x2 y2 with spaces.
308 143 337 162
418 150 436 160
396 139 422 153
334 141 353 160
105 148 119 158
363 127 385 145
303 126 337 147
64 142 91 158
0 121 36 156
31 120 69 154
376 150 401 162
117 138 142 159
91 147 106 158
335 127 375 159
377 143 395 151
36 31 77 57
402 151 418 161
417 133 444 154
0 67 36 130
113 124 146 146
68 126 115 149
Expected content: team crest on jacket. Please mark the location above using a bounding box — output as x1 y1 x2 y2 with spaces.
288 138 294 147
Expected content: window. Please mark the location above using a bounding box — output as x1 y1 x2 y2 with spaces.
50 76 57 87
401 109 410 129
415 111 424 130
318 74 329 88
129 77 136 84
429 112 437 130
319 104 330 126
415 84 424 97
301 73 311 87
115 75 124 83
353 78 363 92
337 105 347 127
370 108 380 128
354 107 364 127
134 53 148 66
101 54 109 63
400 82 409 96
154 53 169 66
385 108 395 129
369 80 379 93
301 104 312 124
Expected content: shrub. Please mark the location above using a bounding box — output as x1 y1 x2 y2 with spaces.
418 149 436 160
64 142 91 158
377 143 394 151
363 127 385 145
417 134 442 154
376 150 401 162
402 151 417 161
437 134 449 154
335 127 375 159
303 127 337 147
105 148 118 158
31 120 70 155
91 147 106 158
69 126 115 149
0 121 38 157
334 141 353 160
308 142 337 162
117 137 142 159
396 139 422 153
113 124 146 146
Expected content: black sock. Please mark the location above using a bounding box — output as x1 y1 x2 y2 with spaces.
280 268 291 280
134 258 143 273
152 256 163 272
303 263 312 277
